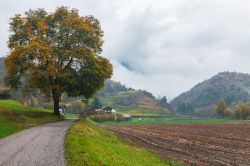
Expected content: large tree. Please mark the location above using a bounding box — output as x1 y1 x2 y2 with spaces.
4 7 113 115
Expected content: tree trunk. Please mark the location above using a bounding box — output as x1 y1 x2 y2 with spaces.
52 88 61 115
53 97 60 115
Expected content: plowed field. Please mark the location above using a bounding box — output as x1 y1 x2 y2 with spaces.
100 122 250 166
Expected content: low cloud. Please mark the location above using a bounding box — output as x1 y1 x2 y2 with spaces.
1 0 250 100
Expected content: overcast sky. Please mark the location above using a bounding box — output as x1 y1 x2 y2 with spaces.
1 0 250 100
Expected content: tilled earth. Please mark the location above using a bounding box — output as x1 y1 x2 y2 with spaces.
100 122 250 166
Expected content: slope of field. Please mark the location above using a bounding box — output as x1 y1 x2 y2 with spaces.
101 122 250 166
98 89 172 116
65 120 182 166
0 100 63 138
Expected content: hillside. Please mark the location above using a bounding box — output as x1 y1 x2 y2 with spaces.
0 100 63 138
96 80 172 116
170 72 250 115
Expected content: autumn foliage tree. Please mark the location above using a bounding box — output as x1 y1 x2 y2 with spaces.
214 100 228 118
4 7 113 115
233 103 250 120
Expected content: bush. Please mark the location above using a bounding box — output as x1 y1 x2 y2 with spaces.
0 89 11 99
79 107 95 119
90 115 115 122
232 103 250 120
66 100 86 114
115 115 123 122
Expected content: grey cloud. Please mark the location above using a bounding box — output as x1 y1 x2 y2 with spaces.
1 0 250 100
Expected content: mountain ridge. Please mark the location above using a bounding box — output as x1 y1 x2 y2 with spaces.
170 71 250 115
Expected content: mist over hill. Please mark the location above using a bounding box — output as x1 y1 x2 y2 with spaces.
170 72 250 115
3 56 250 117
0 57 172 116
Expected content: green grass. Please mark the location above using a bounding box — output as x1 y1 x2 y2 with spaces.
97 118 238 125
0 100 64 138
0 100 52 112
65 120 183 166
115 107 167 116
64 113 79 119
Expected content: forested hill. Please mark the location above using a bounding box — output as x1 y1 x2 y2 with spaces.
96 80 172 116
170 72 250 115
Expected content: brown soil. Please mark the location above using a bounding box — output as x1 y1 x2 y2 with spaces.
100 122 250 166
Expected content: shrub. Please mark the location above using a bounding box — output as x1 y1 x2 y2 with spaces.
232 103 250 120
0 89 11 99
90 115 115 122
116 114 123 122
66 100 86 113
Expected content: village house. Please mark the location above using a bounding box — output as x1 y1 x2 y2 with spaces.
96 106 116 115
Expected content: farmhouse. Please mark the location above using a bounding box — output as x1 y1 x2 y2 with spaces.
59 105 66 115
96 106 116 114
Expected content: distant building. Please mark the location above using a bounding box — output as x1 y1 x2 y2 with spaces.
96 106 116 115
59 105 68 115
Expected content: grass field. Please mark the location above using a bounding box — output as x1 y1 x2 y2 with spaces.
64 113 79 119
0 100 64 138
97 117 237 125
65 120 182 166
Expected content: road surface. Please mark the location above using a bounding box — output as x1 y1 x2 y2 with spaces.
0 120 74 166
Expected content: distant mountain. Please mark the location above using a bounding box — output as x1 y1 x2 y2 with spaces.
170 72 250 115
96 80 172 116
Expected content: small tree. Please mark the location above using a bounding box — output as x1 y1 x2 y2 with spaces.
67 100 86 114
214 100 227 118
91 96 102 109
4 7 113 115
233 103 250 120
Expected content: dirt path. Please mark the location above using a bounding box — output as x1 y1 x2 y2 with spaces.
101 122 250 166
0 120 74 166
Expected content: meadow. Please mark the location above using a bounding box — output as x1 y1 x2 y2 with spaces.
64 120 182 166
0 100 64 138
97 117 237 125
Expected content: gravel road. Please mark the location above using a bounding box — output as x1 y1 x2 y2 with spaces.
0 120 74 166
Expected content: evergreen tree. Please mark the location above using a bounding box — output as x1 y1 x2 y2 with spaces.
91 97 102 109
